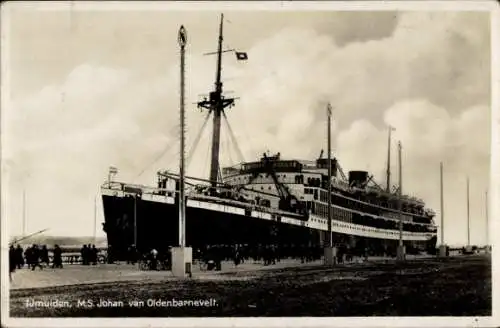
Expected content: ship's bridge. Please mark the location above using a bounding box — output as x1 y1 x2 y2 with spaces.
223 153 338 177
241 159 303 174
222 153 304 178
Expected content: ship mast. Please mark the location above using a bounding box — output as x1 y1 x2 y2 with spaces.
398 141 403 245
386 127 393 193
327 103 333 248
94 194 98 246
397 140 405 261
485 189 489 246
197 14 236 190
466 176 470 247
440 162 445 246
22 189 27 236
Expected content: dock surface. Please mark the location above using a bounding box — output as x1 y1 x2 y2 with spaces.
8 254 491 317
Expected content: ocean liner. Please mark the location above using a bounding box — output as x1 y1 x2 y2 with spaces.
101 15 438 260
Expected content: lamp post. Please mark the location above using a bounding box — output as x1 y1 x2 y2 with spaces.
171 24 193 278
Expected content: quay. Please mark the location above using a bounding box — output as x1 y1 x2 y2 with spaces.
9 254 491 317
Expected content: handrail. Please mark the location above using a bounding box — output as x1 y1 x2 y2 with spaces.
188 194 305 219
324 188 433 220
101 182 176 195
102 181 301 218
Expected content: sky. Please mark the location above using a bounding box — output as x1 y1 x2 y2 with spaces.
1 2 495 246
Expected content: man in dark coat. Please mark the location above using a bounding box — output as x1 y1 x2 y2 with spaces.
15 245 24 269
9 245 16 281
52 244 63 268
91 245 99 265
30 244 43 270
40 245 50 267
87 244 92 264
81 245 88 265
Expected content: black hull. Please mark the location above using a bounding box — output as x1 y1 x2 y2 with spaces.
102 195 437 260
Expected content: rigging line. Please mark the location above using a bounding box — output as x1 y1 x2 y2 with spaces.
224 114 244 164
223 128 232 166
220 131 226 168
222 111 245 163
164 149 181 171
134 142 176 179
225 128 234 167
223 118 235 165
133 124 181 180
138 110 208 178
186 111 211 169
223 128 231 168
203 126 212 181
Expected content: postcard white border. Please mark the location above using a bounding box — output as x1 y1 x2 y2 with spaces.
1 1 499 327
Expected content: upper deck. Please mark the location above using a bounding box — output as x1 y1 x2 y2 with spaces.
221 153 435 222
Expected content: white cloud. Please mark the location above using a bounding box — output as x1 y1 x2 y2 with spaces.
337 101 489 246
3 11 490 247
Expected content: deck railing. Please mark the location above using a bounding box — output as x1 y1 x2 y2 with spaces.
102 181 305 219
101 181 174 196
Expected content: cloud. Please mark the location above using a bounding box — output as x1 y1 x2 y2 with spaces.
316 11 399 46
337 101 490 246
3 11 490 246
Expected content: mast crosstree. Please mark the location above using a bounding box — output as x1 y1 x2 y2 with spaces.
197 13 246 190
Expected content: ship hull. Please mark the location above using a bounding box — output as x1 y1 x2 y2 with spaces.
102 194 318 260
102 193 437 261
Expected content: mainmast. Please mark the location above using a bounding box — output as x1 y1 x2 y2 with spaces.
323 103 335 266
327 103 333 248
197 14 236 189
386 127 393 193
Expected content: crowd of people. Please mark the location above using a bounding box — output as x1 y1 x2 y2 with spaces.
9 244 64 280
80 244 100 265
118 243 362 272
8 240 391 281
8 243 103 280
190 243 382 268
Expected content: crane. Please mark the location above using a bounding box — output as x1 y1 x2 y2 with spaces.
260 153 307 217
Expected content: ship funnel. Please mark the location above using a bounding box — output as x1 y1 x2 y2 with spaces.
348 170 368 188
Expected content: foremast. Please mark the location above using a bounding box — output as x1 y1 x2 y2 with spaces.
197 14 236 190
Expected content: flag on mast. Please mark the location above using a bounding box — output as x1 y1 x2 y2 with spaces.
327 103 332 117
178 25 187 47
235 51 248 60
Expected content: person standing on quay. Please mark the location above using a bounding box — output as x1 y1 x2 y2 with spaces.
15 245 24 269
81 244 88 265
91 245 99 265
40 245 50 267
9 245 16 281
28 244 43 270
52 244 63 269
